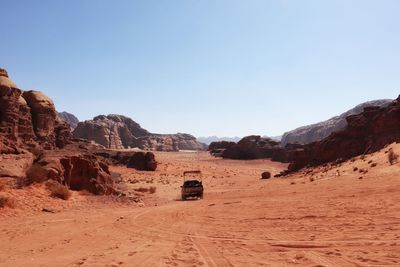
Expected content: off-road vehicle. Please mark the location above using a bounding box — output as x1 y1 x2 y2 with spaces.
181 170 203 200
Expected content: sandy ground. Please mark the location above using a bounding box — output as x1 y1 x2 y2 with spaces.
1 144 400 266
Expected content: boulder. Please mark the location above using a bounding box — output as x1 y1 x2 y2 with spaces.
261 171 271 179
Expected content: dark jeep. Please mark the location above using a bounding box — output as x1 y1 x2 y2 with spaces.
181 170 203 200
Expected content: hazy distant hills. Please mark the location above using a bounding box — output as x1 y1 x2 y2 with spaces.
281 99 393 145
197 136 241 145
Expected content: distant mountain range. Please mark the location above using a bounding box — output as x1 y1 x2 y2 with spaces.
197 136 242 145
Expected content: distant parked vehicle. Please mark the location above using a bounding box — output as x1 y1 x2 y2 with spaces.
181 170 204 200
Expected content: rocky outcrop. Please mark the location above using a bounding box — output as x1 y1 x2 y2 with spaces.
222 135 288 162
208 141 236 157
57 111 79 129
281 99 392 145
209 141 236 151
0 68 17 88
33 145 115 195
287 97 400 172
93 148 157 171
73 115 150 149
74 115 206 151
0 69 71 151
133 133 206 151
0 68 157 196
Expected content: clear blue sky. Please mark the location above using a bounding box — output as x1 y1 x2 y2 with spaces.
2 0 400 137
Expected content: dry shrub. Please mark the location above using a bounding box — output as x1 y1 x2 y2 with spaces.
134 187 149 193
353 167 358 172
25 163 48 185
149 186 157 194
388 148 399 165
0 195 17 208
46 180 71 200
134 186 157 194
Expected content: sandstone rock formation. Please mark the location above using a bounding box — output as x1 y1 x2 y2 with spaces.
33 144 115 195
0 68 17 88
208 141 236 157
209 141 236 151
134 133 206 152
0 69 71 151
57 111 79 129
287 96 400 172
73 115 150 149
281 99 392 145
93 147 157 171
222 135 288 162
0 67 157 196
74 115 206 151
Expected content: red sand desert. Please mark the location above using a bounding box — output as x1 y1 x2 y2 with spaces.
1 143 400 266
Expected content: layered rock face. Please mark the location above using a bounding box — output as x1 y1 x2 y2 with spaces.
73 115 150 149
281 99 392 145
57 111 79 129
0 69 71 151
288 97 400 171
134 133 206 151
33 143 115 195
74 115 206 151
0 67 157 195
222 135 288 162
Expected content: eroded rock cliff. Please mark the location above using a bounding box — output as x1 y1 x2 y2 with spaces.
74 115 206 151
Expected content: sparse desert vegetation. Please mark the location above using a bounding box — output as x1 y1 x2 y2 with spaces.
134 186 157 194
388 148 399 165
46 180 72 200
0 195 17 208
